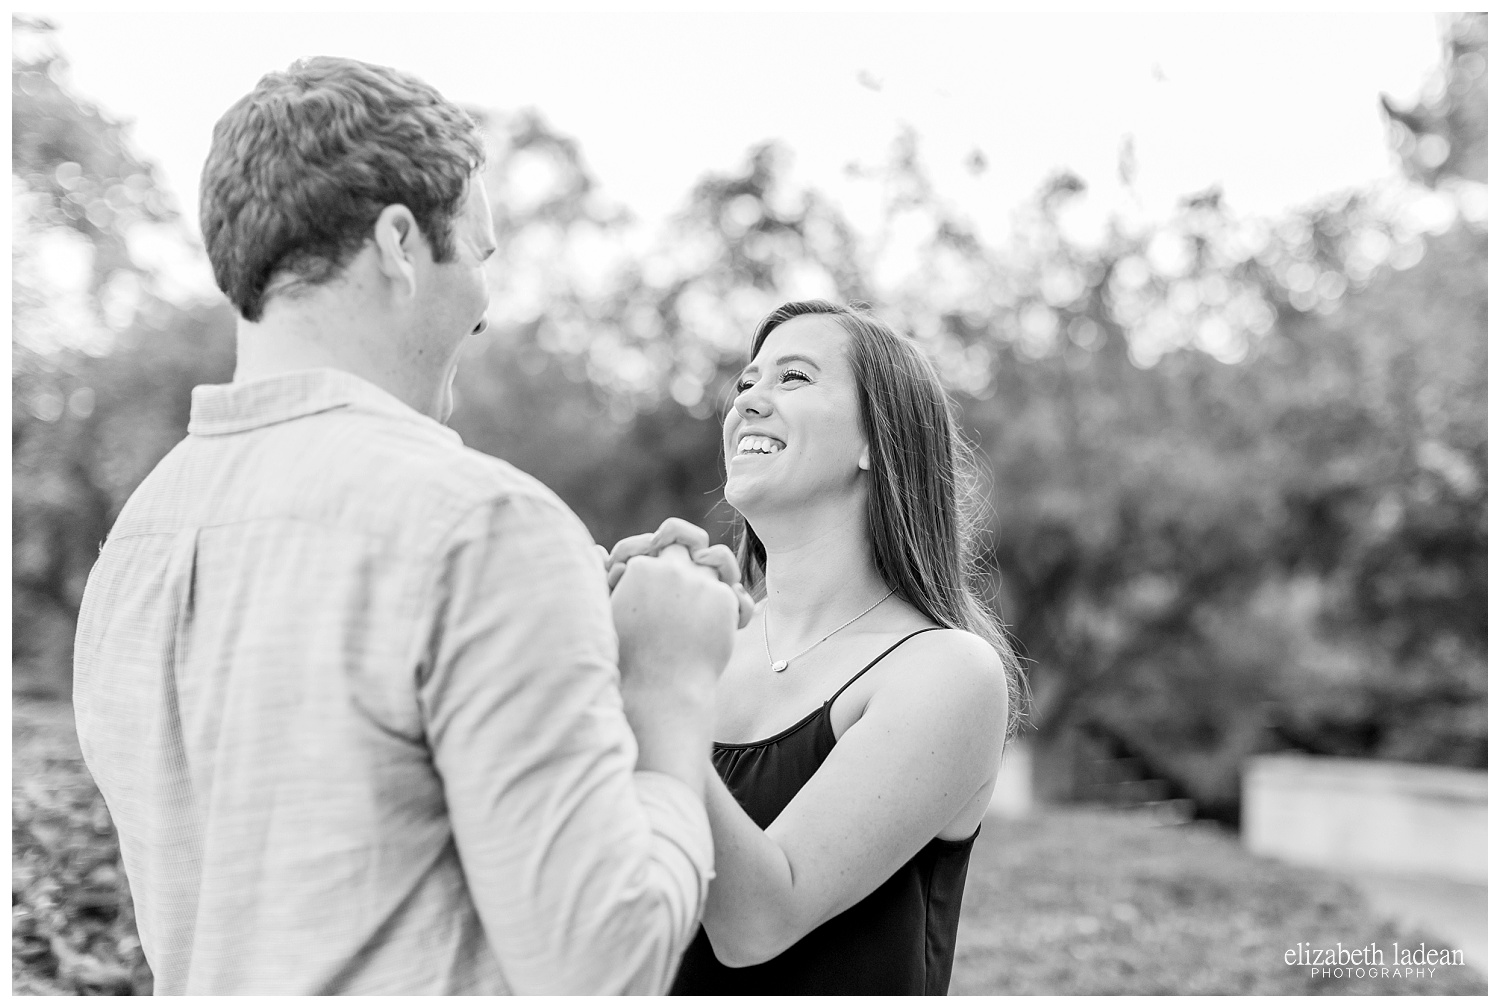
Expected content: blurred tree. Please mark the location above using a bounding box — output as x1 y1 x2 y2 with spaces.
885 16 1488 818
11 17 234 697
11 16 1485 828
12 15 176 296
451 122 874 547
1382 12 1486 187
446 56 1484 822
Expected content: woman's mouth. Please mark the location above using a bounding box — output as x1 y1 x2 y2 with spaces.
735 435 786 457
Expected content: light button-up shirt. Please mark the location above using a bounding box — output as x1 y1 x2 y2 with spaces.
72 368 711 995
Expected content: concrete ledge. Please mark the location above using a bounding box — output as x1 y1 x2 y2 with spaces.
988 738 1034 819
1243 754 1487 884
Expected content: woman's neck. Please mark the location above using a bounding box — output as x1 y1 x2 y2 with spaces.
755 505 890 649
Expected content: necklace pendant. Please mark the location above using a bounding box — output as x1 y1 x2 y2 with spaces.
770 660 789 673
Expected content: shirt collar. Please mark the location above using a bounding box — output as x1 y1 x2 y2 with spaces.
187 368 462 445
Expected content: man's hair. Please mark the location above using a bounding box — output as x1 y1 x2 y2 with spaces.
731 299 1027 738
200 56 485 322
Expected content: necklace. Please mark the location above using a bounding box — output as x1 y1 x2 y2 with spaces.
762 589 895 673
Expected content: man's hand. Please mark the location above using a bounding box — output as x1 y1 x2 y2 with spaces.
605 518 756 629
611 542 739 691
610 543 739 792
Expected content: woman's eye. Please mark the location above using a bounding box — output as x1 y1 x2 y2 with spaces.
736 378 756 393
781 369 810 384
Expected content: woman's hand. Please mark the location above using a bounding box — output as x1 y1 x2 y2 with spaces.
603 517 756 629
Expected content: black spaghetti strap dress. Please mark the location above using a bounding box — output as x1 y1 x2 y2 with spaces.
669 628 979 995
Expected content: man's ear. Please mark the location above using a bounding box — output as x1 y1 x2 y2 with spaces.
373 204 421 300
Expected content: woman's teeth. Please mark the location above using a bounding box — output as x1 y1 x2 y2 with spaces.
737 435 785 455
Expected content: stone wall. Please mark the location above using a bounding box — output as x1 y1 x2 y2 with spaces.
1242 754 1487 883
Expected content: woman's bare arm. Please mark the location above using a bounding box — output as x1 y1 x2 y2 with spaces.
698 629 1009 967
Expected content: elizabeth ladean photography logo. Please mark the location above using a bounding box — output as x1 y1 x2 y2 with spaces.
1287 942 1467 979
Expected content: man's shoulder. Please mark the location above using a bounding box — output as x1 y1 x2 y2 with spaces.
324 416 576 535
368 421 547 499
114 409 583 554
419 442 576 530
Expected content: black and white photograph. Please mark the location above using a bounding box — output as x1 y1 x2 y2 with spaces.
11 8 1488 996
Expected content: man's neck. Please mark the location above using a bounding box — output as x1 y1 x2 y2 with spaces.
233 297 445 420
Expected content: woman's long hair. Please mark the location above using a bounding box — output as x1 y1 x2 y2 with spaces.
731 299 1026 737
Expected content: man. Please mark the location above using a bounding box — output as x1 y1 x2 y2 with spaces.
72 57 740 995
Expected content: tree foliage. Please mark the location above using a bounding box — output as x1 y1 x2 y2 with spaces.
11 18 235 696
13 701 154 994
12 15 1487 834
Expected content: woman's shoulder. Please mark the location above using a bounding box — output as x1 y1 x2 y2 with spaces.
901 624 1006 667
880 625 1010 705
837 623 1008 761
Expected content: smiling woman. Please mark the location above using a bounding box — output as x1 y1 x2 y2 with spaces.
722 316 872 526
726 301 1021 693
612 299 1025 994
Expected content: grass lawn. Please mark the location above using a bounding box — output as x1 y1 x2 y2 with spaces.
952 808 1487 995
13 697 1488 995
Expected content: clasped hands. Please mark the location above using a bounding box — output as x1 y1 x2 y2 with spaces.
598 517 757 629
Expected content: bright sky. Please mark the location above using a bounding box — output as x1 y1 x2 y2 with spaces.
45 12 1443 271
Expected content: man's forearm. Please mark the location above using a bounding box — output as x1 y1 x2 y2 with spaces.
610 545 733 798
428 494 716 993
621 675 716 796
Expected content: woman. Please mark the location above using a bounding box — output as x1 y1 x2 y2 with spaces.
609 300 1024 995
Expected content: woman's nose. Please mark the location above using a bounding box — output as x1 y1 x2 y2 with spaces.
735 383 771 418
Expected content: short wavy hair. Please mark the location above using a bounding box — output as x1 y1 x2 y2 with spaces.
200 56 485 322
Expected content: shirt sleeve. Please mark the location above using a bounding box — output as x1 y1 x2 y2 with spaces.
416 489 713 995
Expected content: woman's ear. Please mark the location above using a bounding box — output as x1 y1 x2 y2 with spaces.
858 445 871 471
373 203 420 300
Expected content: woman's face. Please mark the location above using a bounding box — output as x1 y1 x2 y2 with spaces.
722 314 869 517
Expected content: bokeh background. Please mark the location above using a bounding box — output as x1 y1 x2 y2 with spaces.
12 11 1487 995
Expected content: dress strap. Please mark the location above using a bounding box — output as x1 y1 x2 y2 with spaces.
825 627 945 708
